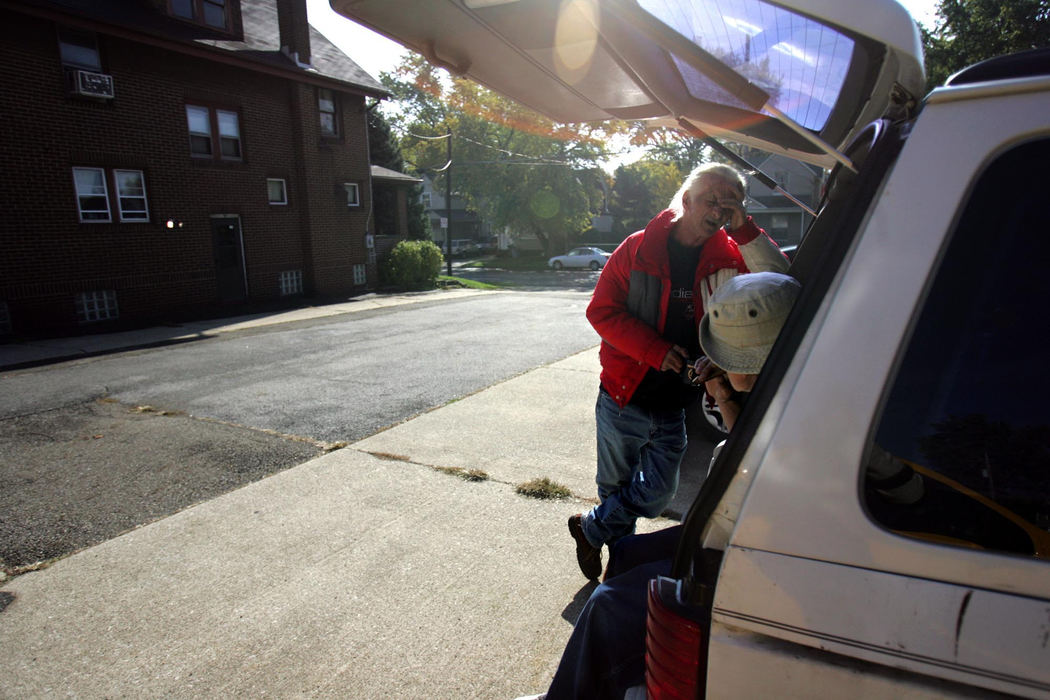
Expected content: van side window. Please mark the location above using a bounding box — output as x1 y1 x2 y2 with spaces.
867 139 1050 558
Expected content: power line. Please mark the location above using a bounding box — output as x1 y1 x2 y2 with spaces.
402 131 451 141
394 124 633 163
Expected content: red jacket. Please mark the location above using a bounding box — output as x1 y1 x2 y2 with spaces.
587 209 783 407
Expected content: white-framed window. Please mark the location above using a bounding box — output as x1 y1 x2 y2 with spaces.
421 192 432 208
318 88 338 136
186 105 213 156
73 167 150 223
279 270 303 296
57 26 101 69
75 290 119 323
353 264 367 286
344 182 360 207
114 169 149 221
73 167 111 222
170 0 229 30
171 0 194 19
186 104 241 160
267 178 288 205
73 167 150 224
217 109 241 159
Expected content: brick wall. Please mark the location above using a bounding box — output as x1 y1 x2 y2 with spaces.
0 8 372 336
276 0 311 64
292 81 373 297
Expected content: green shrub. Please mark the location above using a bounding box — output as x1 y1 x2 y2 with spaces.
381 240 444 291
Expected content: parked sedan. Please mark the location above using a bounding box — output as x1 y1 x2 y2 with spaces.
548 246 610 271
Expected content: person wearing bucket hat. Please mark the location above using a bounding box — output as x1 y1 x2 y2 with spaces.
695 274 919 505
696 271 801 432
570 163 790 582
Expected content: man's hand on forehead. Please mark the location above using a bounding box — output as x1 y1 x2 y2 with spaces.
717 182 745 202
715 186 747 230
702 179 744 206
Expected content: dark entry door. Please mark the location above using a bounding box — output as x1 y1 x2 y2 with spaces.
211 217 246 302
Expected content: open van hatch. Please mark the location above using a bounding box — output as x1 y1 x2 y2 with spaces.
330 0 924 170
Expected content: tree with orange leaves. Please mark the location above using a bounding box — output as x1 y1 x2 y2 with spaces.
381 54 625 256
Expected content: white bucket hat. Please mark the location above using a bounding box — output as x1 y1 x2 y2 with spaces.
699 272 801 374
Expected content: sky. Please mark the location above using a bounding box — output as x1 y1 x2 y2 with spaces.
307 0 943 83
306 0 406 81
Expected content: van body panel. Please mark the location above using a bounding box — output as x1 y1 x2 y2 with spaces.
710 547 1050 697
706 623 1017 699
722 81 1050 593
706 76 1050 698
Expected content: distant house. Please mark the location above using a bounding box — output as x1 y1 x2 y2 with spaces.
370 164 422 260
0 0 395 337
746 154 825 248
419 174 490 251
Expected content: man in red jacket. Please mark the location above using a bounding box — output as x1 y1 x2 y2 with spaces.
568 162 788 579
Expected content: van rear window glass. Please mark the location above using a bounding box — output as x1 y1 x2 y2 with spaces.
867 139 1050 558
638 0 854 130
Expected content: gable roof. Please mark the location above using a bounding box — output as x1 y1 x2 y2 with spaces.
201 0 387 95
370 165 423 184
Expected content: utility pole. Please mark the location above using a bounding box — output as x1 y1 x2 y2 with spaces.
445 129 453 277
405 130 455 277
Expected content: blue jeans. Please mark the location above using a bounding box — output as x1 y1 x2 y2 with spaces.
546 528 681 699
581 389 687 548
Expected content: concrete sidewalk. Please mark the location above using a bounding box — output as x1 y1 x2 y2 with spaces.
0 292 712 698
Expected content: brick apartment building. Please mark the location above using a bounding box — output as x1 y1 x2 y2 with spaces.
0 0 394 337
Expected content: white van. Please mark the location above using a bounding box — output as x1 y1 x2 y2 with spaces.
334 0 1050 696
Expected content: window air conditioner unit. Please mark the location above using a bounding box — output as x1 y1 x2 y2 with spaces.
73 70 115 99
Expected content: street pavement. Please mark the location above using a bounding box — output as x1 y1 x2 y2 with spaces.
0 289 493 371
0 288 713 698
